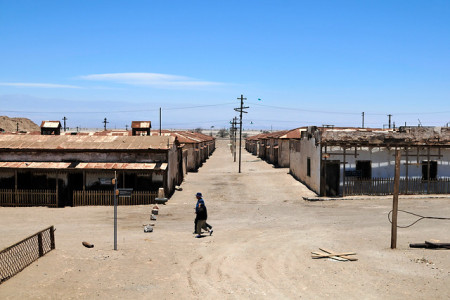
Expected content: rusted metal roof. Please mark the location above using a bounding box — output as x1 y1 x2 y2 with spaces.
0 162 167 171
266 130 290 139
0 135 176 151
40 121 61 128
131 121 151 129
279 127 307 139
150 130 214 144
245 133 269 141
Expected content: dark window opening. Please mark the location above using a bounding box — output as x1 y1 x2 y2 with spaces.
356 160 372 179
307 157 311 177
422 161 437 180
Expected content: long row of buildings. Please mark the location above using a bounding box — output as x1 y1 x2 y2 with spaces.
246 126 450 197
0 121 215 207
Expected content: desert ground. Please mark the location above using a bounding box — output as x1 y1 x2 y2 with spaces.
0 139 449 299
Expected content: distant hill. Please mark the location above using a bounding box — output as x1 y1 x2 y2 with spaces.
0 116 40 132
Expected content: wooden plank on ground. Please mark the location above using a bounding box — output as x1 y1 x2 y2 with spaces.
319 248 358 261
311 251 348 261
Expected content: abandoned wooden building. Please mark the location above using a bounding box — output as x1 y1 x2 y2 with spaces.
131 121 151 136
245 128 304 168
40 121 62 135
289 126 450 196
151 130 215 172
0 135 182 207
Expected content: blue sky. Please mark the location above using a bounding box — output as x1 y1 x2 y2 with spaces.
1 1 449 130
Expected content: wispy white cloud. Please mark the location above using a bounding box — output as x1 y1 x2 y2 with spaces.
0 82 81 89
79 72 223 88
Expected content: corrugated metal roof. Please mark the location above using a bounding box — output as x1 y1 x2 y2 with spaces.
0 162 167 170
0 135 176 150
150 130 212 144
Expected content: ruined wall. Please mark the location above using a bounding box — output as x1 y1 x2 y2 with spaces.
289 140 301 180
258 140 266 159
185 144 198 171
289 137 321 194
278 139 290 168
167 144 179 194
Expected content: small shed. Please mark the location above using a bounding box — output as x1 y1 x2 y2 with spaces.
132 121 151 136
40 121 62 135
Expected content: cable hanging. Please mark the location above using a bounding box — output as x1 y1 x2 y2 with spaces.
388 209 450 228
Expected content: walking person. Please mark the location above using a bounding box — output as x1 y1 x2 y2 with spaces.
194 192 213 236
195 202 207 238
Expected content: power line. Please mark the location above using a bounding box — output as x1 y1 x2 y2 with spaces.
249 102 361 115
163 119 231 126
247 101 450 116
1 102 235 114
163 102 235 111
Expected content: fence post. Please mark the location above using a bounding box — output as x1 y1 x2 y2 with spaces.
38 232 44 257
50 226 55 250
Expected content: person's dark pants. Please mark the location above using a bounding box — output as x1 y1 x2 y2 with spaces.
194 218 212 233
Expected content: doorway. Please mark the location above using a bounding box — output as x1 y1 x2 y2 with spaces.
321 160 340 196
66 173 83 207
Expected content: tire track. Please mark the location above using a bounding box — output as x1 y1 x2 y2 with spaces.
186 255 203 296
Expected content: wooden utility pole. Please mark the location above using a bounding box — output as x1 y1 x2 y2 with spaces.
229 121 233 153
234 95 248 173
391 149 401 249
113 172 117 250
233 117 238 162
388 114 392 129
159 107 162 136
62 116 67 132
103 118 109 131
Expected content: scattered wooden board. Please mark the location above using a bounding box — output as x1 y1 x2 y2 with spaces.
319 248 358 261
311 251 348 261
311 248 358 261
311 252 356 258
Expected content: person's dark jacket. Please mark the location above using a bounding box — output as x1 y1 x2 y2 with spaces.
196 203 207 220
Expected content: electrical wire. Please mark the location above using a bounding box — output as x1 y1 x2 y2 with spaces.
388 209 450 228
1 102 236 114
247 101 450 116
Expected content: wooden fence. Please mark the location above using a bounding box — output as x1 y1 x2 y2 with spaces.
344 177 450 196
0 226 55 284
0 189 57 207
73 190 158 206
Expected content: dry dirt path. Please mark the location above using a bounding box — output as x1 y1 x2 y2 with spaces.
0 140 449 299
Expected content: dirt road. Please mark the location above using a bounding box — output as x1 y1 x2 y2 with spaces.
1 140 449 299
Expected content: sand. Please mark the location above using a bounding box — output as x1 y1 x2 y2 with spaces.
0 139 449 299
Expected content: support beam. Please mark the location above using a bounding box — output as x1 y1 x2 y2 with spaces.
391 149 401 249
342 147 346 197
56 172 59 207
427 147 431 194
14 170 17 205
405 147 409 195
